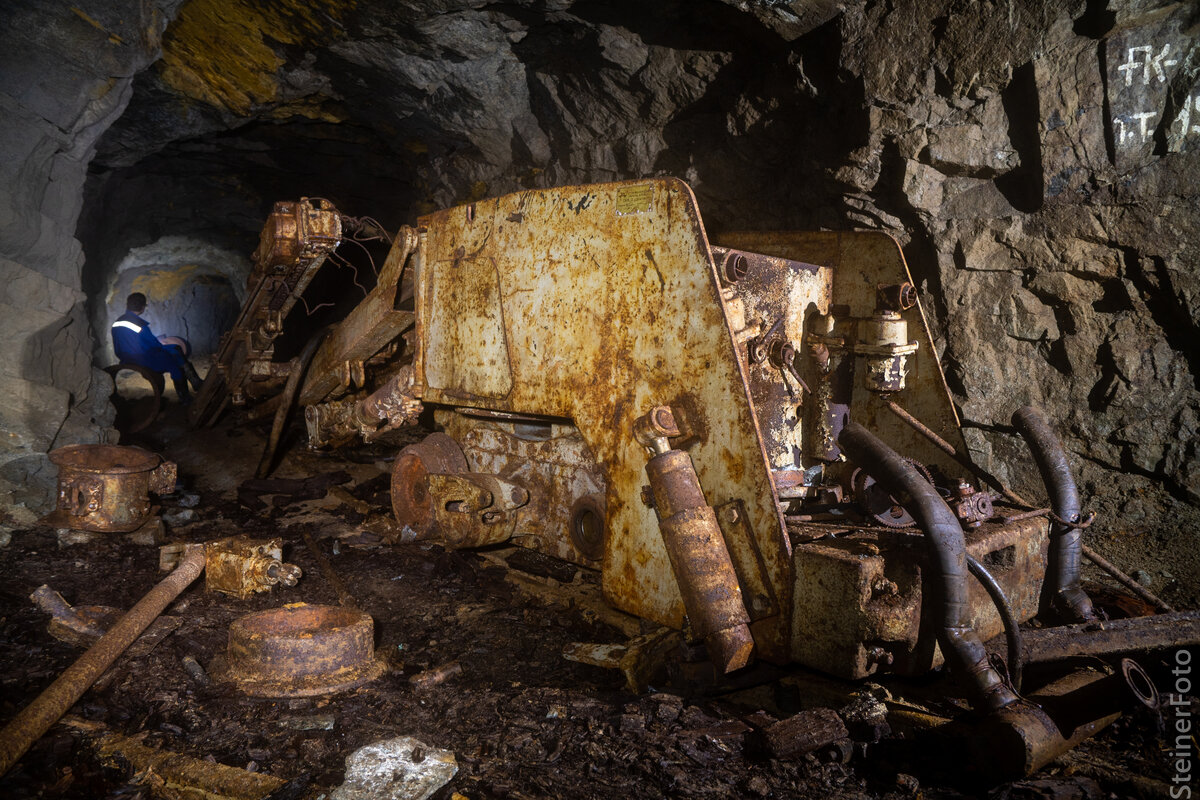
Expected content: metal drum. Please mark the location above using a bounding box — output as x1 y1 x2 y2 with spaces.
48 444 176 532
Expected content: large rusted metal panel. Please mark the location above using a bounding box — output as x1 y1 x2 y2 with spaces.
715 231 967 478
414 179 794 661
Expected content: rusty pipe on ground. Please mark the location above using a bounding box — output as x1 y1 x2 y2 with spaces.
839 423 1018 712
1012 407 1096 624
0 544 205 776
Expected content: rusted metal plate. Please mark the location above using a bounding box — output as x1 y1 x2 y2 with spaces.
788 516 1048 679
220 603 386 698
714 231 968 480
298 227 418 406
414 179 792 661
46 444 174 533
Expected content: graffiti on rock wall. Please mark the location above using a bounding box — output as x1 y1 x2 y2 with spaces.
1106 18 1200 167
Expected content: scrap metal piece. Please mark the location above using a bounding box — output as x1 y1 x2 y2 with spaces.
562 629 683 694
46 444 175 533
0 544 206 777
427 472 530 548
204 536 301 599
63 717 286 800
221 603 386 697
409 660 462 690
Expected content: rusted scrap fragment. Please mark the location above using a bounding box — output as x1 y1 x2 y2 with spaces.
409 660 462 690
748 707 849 760
30 586 105 639
562 629 683 694
31 585 181 654
205 536 302 600
1019 610 1200 664
63 717 286 800
237 470 350 511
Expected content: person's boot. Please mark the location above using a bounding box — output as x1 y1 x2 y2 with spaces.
172 377 193 406
183 361 203 392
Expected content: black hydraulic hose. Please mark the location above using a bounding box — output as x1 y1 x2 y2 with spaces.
256 328 331 478
1011 406 1097 623
839 422 1019 712
966 554 1023 693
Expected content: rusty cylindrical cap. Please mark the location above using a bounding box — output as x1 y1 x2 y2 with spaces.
220 603 386 697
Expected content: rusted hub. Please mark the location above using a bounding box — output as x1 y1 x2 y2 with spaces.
223 603 386 697
391 432 469 537
47 444 175 533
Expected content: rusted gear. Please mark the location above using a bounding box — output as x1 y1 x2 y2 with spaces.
390 432 469 537
851 457 934 528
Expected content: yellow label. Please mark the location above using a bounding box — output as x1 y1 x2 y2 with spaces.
615 183 654 215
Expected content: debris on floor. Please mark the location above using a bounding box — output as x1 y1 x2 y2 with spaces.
330 735 457 800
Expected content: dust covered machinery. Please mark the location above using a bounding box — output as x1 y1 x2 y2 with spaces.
193 179 1197 777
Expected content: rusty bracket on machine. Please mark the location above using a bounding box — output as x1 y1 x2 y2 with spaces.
427 473 530 548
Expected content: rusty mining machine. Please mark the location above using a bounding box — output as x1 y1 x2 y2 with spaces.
191 179 1198 779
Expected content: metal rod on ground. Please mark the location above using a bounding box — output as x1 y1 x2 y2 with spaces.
1081 543 1174 613
1020 609 1199 663
882 398 1032 507
0 544 206 777
302 529 357 608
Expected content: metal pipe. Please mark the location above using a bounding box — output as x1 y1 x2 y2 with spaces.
966 555 1023 692
1011 406 1096 623
0 544 206 776
256 328 330 478
1081 543 1174 613
839 423 1018 712
882 399 1030 507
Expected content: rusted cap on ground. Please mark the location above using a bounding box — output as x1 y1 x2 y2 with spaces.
220 603 386 697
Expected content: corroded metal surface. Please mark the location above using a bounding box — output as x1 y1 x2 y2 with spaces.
0 544 205 777
788 516 1048 679
714 230 968 480
48 444 175 533
415 179 792 661
298 226 419 406
223 603 385 698
391 431 470 539
1020 610 1200 664
192 198 341 424
204 536 301 600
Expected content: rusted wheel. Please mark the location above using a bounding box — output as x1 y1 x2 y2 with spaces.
390 432 469 537
103 363 165 434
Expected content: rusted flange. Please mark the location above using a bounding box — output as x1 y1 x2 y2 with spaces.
220 603 386 697
391 432 469 537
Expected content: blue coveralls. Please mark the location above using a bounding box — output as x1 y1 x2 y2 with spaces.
111 311 189 394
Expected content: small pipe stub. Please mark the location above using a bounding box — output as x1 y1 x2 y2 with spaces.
219 603 386 697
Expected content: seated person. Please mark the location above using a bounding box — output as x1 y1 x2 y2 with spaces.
111 292 203 404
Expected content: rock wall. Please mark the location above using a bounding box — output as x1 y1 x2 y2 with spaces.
0 0 181 519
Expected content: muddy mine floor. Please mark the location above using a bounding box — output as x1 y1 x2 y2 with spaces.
0 405 1194 799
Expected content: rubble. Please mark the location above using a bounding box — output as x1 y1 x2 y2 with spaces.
330 736 457 800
